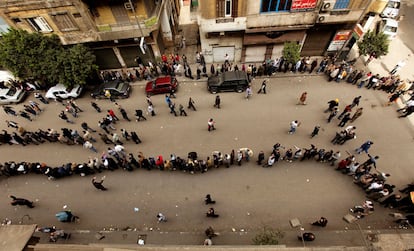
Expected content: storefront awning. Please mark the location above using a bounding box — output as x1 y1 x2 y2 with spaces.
243 30 306 45
0 224 37 251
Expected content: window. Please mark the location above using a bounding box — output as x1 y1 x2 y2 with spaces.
261 0 292 12
225 0 232 17
217 0 238 18
334 0 350 9
50 12 78 32
27 17 53 33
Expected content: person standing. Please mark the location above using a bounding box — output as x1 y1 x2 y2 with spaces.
298 92 307 105
390 58 408 75
208 118 216 131
214 95 221 109
245 86 252 100
288 120 300 134
92 176 107 191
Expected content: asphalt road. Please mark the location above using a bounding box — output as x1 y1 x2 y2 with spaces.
1 74 414 245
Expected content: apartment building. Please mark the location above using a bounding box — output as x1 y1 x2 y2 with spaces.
198 0 373 63
0 0 181 69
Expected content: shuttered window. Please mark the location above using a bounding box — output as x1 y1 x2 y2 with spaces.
217 0 238 17
50 12 79 32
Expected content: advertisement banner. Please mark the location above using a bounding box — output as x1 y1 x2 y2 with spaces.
291 0 318 11
327 30 352 51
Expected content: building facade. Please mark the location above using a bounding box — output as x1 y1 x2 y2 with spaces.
198 0 372 63
0 0 181 69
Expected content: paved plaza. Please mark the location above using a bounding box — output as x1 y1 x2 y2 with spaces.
1 71 414 247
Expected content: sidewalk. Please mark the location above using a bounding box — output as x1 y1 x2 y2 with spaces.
32 227 414 249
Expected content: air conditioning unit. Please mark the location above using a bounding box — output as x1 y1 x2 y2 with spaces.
124 2 133 10
321 0 335 12
316 14 329 23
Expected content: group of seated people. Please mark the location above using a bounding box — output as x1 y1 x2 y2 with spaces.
324 60 412 98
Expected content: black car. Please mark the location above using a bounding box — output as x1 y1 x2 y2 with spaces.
91 80 131 99
207 71 249 94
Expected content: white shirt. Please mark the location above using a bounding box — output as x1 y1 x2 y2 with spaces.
114 145 124 152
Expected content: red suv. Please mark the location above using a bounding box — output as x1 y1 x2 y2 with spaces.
145 76 178 95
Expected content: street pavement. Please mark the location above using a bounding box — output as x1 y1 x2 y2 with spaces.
1 68 414 249
2 20 414 249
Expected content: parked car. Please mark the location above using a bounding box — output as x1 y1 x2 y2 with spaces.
145 76 178 95
91 80 131 99
207 71 249 94
381 0 400 19
45 84 83 99
0 87 27 105
378 18 398 40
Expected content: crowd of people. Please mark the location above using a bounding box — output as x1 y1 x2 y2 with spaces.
2 52 414 245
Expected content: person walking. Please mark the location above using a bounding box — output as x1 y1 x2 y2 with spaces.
355 140 374 154
390 58 408 75
148 104 156 116
298 92 307 105
179 104 187 116
92 176 107 191
214 95 221 109
327 107 338 123
325 99 339 113
338 113 351 127
288 120 300 134
338 104 352 120
188 97 197 111
257 79 267 94
310 126 320 138
81 122 96 132
9 195 34 208
83 141 98 153
205 194 216 204
135 109 147 121
351 96 362 108
119 108 131 121
350 107 363 122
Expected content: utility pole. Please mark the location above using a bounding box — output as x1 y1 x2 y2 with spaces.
128 0 146 54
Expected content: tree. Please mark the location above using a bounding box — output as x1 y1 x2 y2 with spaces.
0 28 98 88
252 226 284 245
357 30 389 64
282 42 301 65
57 44 98 87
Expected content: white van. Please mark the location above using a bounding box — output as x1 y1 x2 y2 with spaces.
379 18 398 40
381 0 400 19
